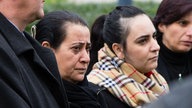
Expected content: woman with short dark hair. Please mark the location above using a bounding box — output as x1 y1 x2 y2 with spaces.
153 0 192 84
34 10 108 108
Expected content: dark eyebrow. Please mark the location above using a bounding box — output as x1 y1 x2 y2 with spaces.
71 41 91 46
72 41 87 44
138 34 150 39
153 31 157 37
153 31 157 35
138 31 157 38
87 42 91 46
134 34 150 43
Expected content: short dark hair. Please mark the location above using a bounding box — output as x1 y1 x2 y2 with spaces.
153 0 192 37
35 10 88 49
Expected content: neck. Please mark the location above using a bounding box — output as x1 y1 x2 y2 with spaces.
8 17 28 32
0 13 27 32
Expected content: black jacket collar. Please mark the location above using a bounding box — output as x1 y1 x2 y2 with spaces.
0 12 61 84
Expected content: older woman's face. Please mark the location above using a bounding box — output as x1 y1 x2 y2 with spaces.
159 12 192 53
123 14 160 73
54 23 91 84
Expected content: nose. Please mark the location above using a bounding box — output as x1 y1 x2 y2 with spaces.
186 27 192 36
151 39 160 53
80 50 90 64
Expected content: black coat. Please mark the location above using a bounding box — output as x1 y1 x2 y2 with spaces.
63 78 130 108
0 13 68 108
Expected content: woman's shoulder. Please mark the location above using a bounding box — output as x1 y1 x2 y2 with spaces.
101 88 131 108
88 82 131 108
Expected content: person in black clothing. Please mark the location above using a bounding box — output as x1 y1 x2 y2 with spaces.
153 0 192 85
0 0 68 108
86 14 106 74
34 10 110 108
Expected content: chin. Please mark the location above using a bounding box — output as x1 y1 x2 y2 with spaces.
152 64 158 70
147 64 157 72
77 76 85 82
39 11 45 18
176 46 192 53
181 48 191 53
36 10 44 19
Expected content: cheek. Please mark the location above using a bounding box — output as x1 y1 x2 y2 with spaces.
55 51 77 71
58 56 80 81
125 48 147 65
164 26 181 41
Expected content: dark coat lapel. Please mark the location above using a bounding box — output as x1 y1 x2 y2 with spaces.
0 13 58 84
0 13 69 108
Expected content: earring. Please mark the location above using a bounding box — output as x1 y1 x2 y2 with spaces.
31 25 36 38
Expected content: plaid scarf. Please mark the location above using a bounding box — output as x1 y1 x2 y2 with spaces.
87 44 169 108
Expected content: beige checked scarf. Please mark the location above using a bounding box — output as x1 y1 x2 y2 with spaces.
87 44 169 108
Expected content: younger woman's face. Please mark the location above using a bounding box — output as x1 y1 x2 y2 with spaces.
54 23 91 84
121 14 160 73
158 11 192 53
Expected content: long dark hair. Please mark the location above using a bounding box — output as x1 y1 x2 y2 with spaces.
103 6 146 51
86 14 106 74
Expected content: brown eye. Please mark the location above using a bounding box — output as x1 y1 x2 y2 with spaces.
177 20 188 26
153 31 157 39
137 37 148 45
73 46 81 53
86 45 91 52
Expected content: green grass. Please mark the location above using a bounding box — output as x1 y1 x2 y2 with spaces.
26 1 160 33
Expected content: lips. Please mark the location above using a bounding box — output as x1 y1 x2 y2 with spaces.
182 41 192 46
149 56 158 61
75 68 87 73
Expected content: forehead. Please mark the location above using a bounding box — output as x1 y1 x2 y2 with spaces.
63 23 90 42
123 14 155 40
181 11 192 20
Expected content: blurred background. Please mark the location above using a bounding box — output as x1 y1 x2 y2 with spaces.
27 0 162 33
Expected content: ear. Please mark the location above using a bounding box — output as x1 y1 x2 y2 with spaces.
112 43 124 59
158 23 166 33
41 41 51 48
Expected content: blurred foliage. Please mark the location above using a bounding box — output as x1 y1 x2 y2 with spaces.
26 1 160 33
134 1 159 18
45 0 67 5
45 2 116 28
